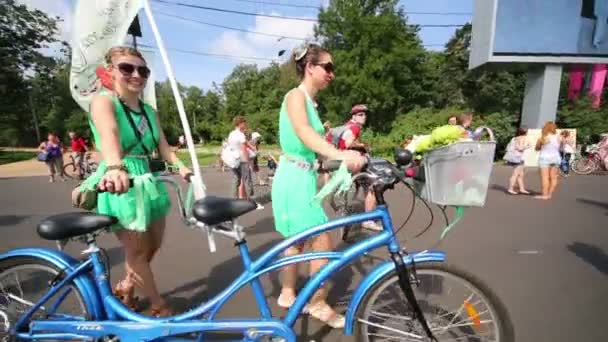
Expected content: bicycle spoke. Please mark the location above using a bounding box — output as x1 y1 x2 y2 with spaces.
358 318 424 340
440 293 474 333
13 272 24 299
368 310 414 322
368 332 417 341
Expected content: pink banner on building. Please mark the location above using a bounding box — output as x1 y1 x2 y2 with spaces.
568 65 585 100
589 64 607 108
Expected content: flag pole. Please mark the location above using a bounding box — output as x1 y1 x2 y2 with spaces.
142 0 206 200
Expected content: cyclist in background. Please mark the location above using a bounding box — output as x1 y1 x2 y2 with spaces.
328 104 382 231
69 131 88 180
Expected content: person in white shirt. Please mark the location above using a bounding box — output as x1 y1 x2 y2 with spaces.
224 116 251 199
560 130 575 176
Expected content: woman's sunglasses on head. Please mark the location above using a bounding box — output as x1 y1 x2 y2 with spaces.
116 63 151 78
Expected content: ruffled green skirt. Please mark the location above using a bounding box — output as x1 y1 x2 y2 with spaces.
80 157 171 232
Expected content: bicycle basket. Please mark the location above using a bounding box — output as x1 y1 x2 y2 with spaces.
415 141 496 207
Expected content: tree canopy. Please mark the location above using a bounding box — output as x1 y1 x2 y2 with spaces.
2 0 607 155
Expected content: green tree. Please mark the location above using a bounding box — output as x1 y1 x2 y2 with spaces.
0 0 59 146
316 0 431 132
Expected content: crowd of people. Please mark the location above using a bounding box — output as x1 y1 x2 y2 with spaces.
37 130 90 182
46 42 608 328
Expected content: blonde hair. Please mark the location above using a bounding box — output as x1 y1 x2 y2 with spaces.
536 121 558 150
104 46 146 65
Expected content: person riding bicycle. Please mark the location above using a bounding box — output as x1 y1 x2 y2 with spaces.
327 104 382 231
69 131 88 179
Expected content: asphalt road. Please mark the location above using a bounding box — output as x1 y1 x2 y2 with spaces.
0 166 607 341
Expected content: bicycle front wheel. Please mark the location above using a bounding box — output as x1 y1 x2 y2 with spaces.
0 257 91 340
356 262 514 342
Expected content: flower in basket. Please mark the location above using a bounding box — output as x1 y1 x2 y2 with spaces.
408 125 465 156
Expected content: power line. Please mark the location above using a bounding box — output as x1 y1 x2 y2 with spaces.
223 0 321 10
152 0 467 26
139 43 275 61
157 0 472 15
138 42 446 63
156 11 308 40
155 12 449 48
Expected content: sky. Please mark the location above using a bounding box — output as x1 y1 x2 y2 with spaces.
18 0 472 91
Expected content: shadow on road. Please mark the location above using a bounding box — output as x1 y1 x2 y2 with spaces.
577 198 608 216
159 235 378 341
567 242 608 276
0 215 29 226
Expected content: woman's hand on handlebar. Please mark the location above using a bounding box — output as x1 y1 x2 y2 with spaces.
98 168 130 193
178 165 193 182
339 150 366 173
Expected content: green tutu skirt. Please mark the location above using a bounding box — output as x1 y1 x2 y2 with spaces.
80 157 171 232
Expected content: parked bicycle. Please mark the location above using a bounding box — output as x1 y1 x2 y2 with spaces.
0 148 513 342
571 145 604 175
62 153 98 179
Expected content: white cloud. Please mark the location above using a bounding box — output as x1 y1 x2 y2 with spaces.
210 12 316 67
17 0 73 42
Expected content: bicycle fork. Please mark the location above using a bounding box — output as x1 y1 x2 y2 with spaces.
390 251 437 342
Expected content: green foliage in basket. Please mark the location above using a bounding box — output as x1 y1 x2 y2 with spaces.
414 125 464 154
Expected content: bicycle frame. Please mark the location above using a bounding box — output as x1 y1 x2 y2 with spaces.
3 204 446 342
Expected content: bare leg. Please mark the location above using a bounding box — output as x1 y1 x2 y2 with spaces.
507 167 519 193
115 230 167 311
307 232 344 327
517 166 529 193
278 243 304 307
147 217 166 262
362 191 382 231
548 166 560 197
535 167 550 199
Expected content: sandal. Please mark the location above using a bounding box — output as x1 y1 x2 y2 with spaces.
507 189 518 195
113 281 139 311
305 301 345 329
150 304 173 318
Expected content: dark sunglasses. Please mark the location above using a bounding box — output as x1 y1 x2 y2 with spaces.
314 62 334 74
116 63 151 78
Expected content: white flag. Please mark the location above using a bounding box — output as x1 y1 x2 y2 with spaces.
137 47 157 110
70 0 147 111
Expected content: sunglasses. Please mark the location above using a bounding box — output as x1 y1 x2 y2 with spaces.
116 63 151 79
314 62 334 74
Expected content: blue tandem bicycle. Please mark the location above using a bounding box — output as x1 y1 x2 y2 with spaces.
0 147 513 342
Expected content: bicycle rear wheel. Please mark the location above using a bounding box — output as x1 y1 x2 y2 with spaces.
571 157 597 175
0 257 90 340
356 262 514 342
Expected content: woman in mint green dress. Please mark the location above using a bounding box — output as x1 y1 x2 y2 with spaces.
271 44 364 328
83 47 191 317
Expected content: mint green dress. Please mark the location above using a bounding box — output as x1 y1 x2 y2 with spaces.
81 94 171 232
271 89 327 237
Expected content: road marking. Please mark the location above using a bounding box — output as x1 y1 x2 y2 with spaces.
517 250 541 255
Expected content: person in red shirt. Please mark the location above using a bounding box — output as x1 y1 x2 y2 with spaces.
337 104 382 231
69 131 88 179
